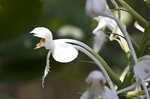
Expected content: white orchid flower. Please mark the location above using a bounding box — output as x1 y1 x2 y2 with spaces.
93 16 130 54
85 0 138 63
134 60 150 99
80 70 118 99
30 27 116 92
92 16 115 53
30 27 78 87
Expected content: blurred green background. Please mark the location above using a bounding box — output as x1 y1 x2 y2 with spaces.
0 0 150 99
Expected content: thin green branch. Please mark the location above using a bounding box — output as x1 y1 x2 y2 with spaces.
57 39 122 87
110 0 121 19
73 45 117 94
88 47 122 86
118 0 149 28
108 15 138 64
121 89 150 98
118 0 150 57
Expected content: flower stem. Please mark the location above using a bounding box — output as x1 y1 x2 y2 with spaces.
121 88 150 98
73 45 117 94
58 39 122 87
118 0 149 28
109 15 138 64
117 0 150 57
110 0 121 19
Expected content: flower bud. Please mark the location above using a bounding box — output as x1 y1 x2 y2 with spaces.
113 8 133 26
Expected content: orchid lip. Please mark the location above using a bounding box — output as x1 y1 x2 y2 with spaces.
34 38 45 50
34 43 41 50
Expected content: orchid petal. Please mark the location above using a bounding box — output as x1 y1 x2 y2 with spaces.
93 31 106 52
104 87 118 99
93 16 116 34
80 91 89 99
93 19 107 34
109 27 130 53
30 27 53 40
134 60 150 79
52 40 78 63
141 55 150 61
42 51 51 88
102 17 116 31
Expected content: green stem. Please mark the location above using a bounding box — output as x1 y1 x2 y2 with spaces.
118 0 149 28
73 45 117 94
121 89 150 98
118 0 150 57
58 39 122 87
88 48 122 87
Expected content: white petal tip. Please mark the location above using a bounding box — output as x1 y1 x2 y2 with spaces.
30 27 51 34
42 64 50 88
42 80 45 88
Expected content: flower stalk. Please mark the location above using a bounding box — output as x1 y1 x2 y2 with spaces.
121 89 150 99
57 39 122 86
118 0 149 28
108 14 138 64
73 45 117 94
